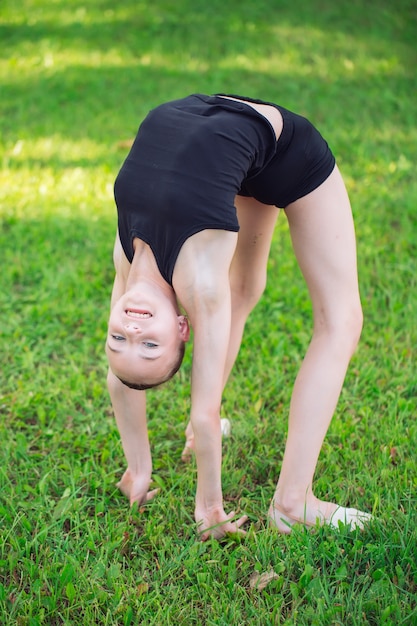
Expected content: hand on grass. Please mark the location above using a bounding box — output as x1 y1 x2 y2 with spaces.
117 469 159 507
196 507 248 541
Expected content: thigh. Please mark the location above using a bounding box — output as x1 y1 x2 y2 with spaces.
230 195 280 292
284 165 361 319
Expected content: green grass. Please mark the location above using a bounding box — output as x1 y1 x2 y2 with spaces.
1 0 417 623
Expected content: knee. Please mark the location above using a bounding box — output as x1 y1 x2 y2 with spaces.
316 300 363 357
231 271 267 313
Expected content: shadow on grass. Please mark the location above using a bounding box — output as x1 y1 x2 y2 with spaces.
1 0 415 146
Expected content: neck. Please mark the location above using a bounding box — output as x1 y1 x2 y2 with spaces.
126 239 177 308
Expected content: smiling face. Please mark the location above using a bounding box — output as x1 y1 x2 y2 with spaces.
106 288 189 388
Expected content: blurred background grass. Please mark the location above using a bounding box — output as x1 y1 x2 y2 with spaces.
1 0 416 623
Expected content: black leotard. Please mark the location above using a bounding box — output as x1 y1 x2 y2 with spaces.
114 94 335 285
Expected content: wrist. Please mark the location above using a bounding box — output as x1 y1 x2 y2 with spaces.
125 464 152 481
195 494 224 516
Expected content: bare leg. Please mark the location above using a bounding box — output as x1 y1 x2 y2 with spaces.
269 166 371 531
182 196 279 458
224 197 280 386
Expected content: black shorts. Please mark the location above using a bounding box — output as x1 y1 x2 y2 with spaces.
225 95 336 208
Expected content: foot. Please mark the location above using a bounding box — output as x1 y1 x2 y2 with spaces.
268 498 372 534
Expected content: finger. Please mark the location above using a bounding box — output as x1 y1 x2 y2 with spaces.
198 523 213 542
228 526 247 536
199 517 249 541
225 513 249 535
217 522 247 539
226 510 244 523
226 510 248 526
197 520 224 542
235 514 249 528
181 442 195 462
130 488 159 507
145 488 159 502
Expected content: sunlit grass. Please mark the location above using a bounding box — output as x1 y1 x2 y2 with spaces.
1 0 417 623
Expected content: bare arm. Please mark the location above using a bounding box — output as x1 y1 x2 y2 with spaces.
107 368 157 506
174 230 248 538
106 232 156 505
